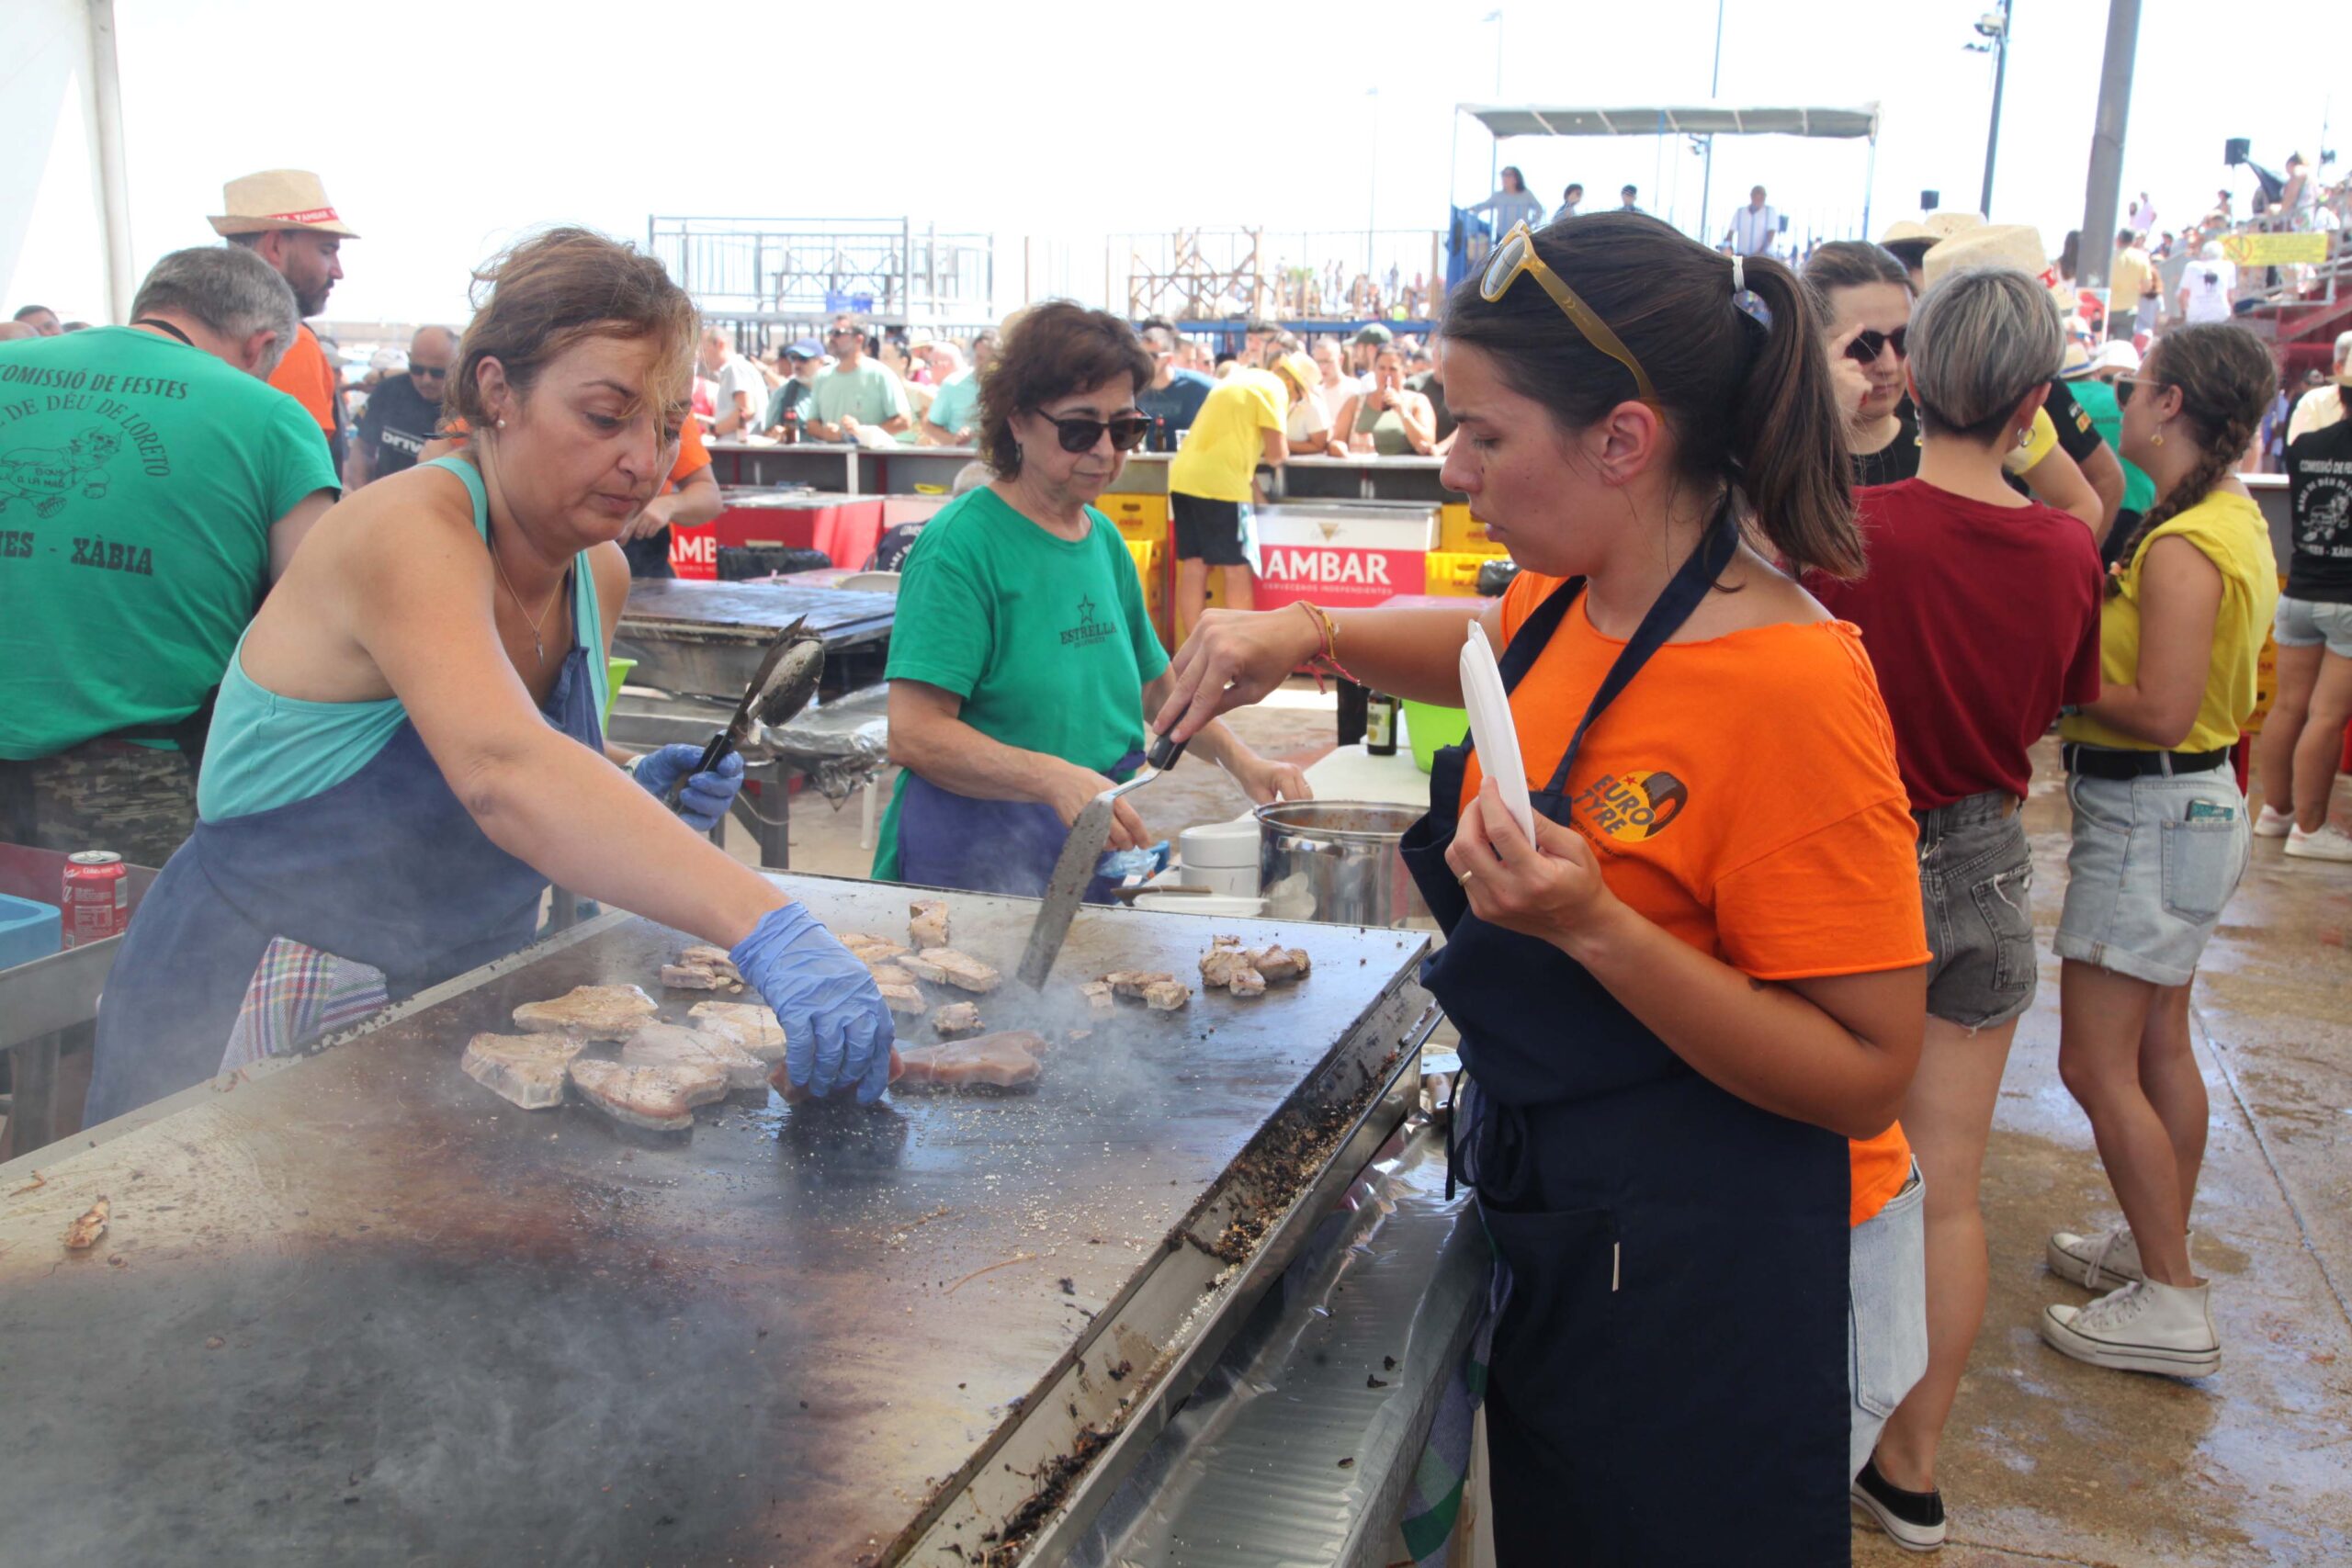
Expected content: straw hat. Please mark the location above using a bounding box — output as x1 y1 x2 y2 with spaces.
1924 211 1985 240
2057 339 2095 378
1274 353 1321 399
1922 223 2050 288
209 170 360 238
1878 220 1937 246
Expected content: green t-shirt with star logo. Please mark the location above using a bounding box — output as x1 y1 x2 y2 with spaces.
0 327 338 759
873 483 1169 879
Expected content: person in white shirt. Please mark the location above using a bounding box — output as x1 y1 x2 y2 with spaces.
2285 331 2352 444
2127 192 2157 237
2177 242 2238 324
1275 352 1340 456
1724 186 1780 256
698 328 767 436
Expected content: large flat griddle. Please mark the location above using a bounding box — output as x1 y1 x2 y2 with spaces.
0 875 1430 1566
616 579 898 702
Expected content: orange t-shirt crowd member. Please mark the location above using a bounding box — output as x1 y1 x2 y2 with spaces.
269 323 340 434
1466 571 1929 1228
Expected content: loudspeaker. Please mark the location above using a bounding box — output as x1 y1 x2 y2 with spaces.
2224 137 2250 167
1921 189 1941 211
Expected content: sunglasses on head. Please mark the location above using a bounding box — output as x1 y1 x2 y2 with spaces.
1844 326 1908 365
1034 409 1151 454
1479 221 1658 411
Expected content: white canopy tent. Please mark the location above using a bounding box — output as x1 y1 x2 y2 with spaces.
2 0 135 324
1453 100 1883 242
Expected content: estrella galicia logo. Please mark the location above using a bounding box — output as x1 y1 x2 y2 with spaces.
1574 769 1689 842
1060 593 1116 648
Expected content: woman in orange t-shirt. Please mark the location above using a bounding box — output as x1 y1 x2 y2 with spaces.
1156 216 1929 1563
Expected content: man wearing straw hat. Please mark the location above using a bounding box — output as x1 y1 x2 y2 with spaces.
210 171 358 455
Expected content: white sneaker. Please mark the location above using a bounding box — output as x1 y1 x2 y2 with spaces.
2047 1224 2147 1288
2253 803 2294 839
2285 823 2352 863
2041 1279 2220 1377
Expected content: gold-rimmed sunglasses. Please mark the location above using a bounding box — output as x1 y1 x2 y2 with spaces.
1479 221 1659 411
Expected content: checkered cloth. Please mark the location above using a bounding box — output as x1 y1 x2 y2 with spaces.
1396 1259 1504 1565
218 936 389 1073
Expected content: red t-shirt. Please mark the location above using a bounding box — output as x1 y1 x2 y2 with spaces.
1808 479 2103 809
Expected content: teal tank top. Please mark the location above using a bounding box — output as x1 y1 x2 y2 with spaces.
198 457 608 820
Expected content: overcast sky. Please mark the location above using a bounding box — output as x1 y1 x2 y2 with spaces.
10 0 2347 326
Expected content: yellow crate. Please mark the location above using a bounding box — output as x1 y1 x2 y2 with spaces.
1440 502 1502 556
1102 492 1170 543
1425 550 1489 597
1125 539 1171 645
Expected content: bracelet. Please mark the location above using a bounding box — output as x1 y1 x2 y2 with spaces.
1293 602 1362 689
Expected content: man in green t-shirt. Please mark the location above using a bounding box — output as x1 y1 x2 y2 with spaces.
800 317 911 442
0 247 340 865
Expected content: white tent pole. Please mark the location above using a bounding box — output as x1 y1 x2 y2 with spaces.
84 0 133 323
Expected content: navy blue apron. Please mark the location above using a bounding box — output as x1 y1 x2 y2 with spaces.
894 749 1141 903
87 458 605 1122
1398 507 1853 1565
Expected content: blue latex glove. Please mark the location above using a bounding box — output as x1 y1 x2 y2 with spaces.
635 746 745 833
730 903 897 1103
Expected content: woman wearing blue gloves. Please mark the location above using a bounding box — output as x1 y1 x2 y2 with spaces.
88 229 894 1121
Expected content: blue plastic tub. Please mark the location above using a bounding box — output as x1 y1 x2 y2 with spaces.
0 891 62 969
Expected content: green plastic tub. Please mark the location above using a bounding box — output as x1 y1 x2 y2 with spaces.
605 658 637 725
1403 699 1470 773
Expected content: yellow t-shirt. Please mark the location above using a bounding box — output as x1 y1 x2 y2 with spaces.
2061 491 2280 753
2000 405 2061 476
2110 247 2155 303
1170 368 1287 502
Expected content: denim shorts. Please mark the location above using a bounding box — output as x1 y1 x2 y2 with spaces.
1849 1161 1928 1480
2275 595 2352 659
2055 766 2251 987
1916 792 2036 1030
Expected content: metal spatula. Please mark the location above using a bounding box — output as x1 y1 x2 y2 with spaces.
1015 732 1187 988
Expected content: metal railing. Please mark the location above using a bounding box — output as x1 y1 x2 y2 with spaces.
649 217 995 327
1116 228 1446 322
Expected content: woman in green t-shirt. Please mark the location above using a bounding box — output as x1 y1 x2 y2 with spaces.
876 304 1309 895
1347 347 1438 457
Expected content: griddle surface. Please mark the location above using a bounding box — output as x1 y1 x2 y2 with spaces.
0 877 1423 1566
618 579 898 644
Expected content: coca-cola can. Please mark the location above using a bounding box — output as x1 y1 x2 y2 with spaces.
62 851 129 948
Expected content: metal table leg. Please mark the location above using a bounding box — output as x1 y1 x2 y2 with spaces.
724 757 792 870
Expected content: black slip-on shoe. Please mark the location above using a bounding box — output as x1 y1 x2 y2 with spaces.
1850 1456 1948 1551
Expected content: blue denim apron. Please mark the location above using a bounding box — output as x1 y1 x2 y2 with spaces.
1397 511 1853 1564
87 458 605 1122
893 749 1142 902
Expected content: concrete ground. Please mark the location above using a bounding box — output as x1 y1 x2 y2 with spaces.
756 714 2352 1567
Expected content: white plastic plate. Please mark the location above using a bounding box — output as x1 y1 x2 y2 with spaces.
1458 625 1537 845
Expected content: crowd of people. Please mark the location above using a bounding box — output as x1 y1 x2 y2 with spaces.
3 153 2349 1564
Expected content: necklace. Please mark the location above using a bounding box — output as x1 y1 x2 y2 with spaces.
488 532 560 666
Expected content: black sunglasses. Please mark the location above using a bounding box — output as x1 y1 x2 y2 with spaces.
2114 375 2162 407
1034 410 1151 454
1844 326 1908 365
409 364 449 379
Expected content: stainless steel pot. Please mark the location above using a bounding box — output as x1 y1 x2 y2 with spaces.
1254 801 1428 927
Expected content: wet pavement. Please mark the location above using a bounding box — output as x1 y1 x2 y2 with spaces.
1850 742 2352 1567
775 717 2352 1566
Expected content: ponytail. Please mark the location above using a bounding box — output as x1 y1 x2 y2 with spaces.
1439 213 1861 581
2105 323 2274 595
1727 257 1863 579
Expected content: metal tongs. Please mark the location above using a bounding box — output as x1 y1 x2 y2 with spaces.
1014 732 1188 988
667 616 824 813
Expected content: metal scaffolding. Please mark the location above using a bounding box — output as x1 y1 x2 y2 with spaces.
648 216 995 330
1118 228 1445 322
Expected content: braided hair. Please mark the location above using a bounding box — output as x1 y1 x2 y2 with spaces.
2106 323 2274 597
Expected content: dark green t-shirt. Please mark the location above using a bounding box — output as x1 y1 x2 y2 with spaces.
872 485 1170 879
0 327 338 758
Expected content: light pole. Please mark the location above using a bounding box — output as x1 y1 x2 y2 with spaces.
1484 10 1503 197
1367 87 1381 284
1966 3 2013 216
1699 0 1725 247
